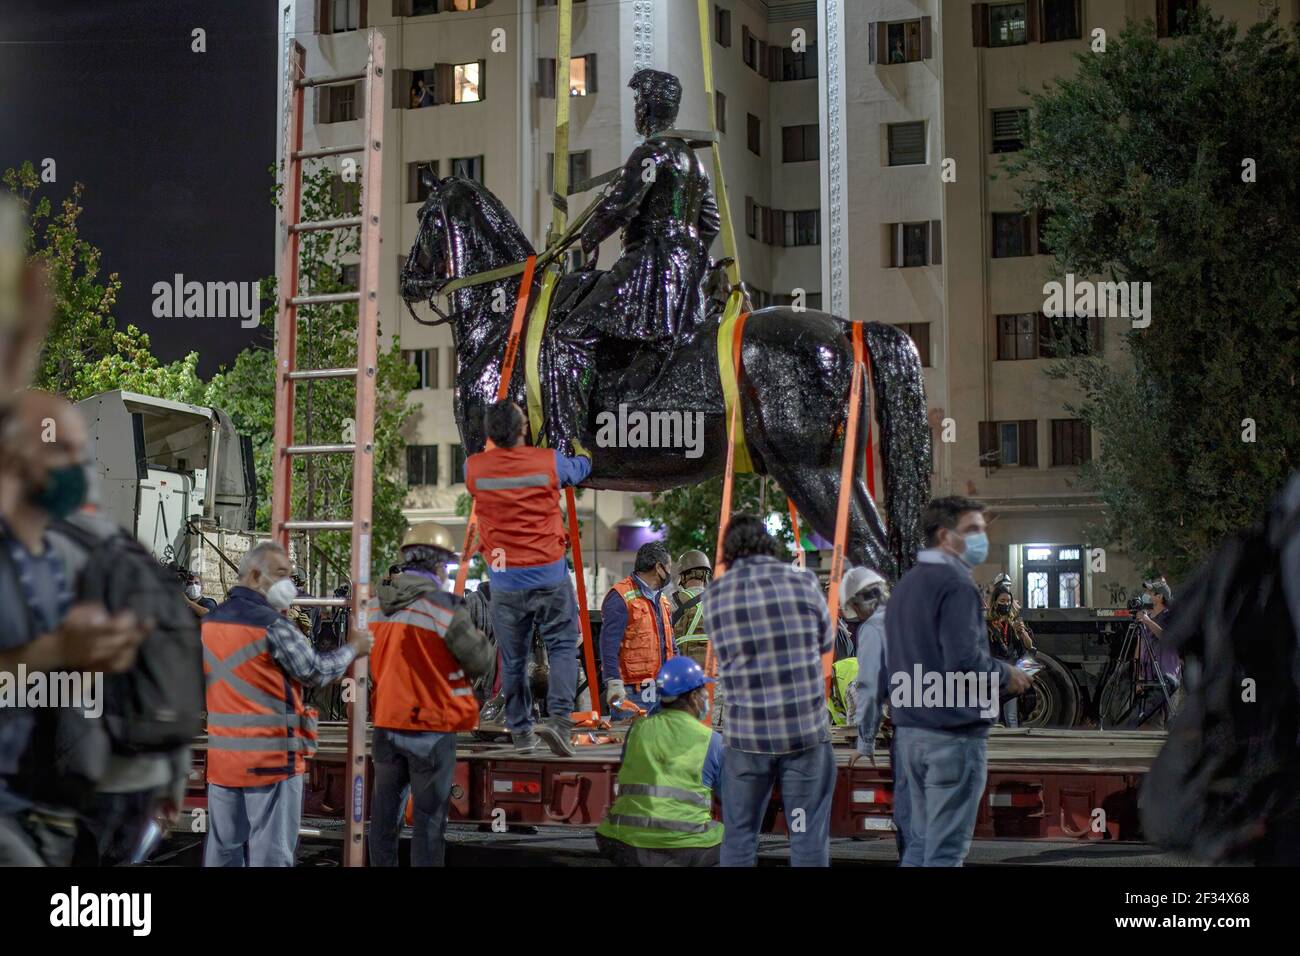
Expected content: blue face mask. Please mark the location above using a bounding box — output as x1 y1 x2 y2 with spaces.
959 531 989 567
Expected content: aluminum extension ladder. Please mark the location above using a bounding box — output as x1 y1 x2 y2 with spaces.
273 30 385 867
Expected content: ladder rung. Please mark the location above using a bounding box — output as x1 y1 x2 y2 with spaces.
293 597 350 608
286 367 358 381
297 71 366 88
294 144 364 160
289 291 361 307
282 519 355 532
285 443 357 456
290 216 363 234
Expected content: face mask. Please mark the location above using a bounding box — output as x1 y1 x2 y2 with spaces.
186 584 202 600
959 531 989 567
265 577 298 610
995 603 1011 616
30 463 88 519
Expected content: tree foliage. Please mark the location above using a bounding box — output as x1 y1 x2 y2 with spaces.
1007 11 1300 580
633 475 797 562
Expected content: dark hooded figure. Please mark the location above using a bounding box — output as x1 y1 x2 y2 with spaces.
541 68 721 455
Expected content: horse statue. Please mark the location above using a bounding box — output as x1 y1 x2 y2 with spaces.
400 174 932 580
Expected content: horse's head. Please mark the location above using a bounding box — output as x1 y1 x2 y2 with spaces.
400 170 534 327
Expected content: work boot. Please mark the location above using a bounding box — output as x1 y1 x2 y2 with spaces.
534 717 577 757
512 730 541 753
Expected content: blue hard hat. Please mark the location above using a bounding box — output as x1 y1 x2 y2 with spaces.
656 656 715 698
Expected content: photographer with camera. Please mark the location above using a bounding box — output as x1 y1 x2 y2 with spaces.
1134 578 1179 726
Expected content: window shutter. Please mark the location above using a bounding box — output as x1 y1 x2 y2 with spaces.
1020 214 1033 254
921 16 932 59
867 22 877 64
407 162 418 202
875 23 888 64
538 59 552 98
392 69 410 108
1026 0 1039 41
972 3 989 47
359 0 369 28
435 63 454 104
758 40 768 75
355 81 365 118
979 422 999 467
478 59 486 100
767 44 781 80
744 196 753 237
315 87 328 123
1019 420 1037 467
742 24 751 64
586 53 597 93
1156 0 1170 38
319 0 332 32
888 223 902 267
929 219 942 265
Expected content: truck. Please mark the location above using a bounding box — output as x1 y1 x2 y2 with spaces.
77 390 259 587
1016 606 1142 728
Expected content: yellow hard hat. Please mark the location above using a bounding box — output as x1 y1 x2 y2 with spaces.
401 522 456 553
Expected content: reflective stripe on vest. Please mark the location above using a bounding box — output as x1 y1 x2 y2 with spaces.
605 814 721 835
615 783 710 808
369 593 480 733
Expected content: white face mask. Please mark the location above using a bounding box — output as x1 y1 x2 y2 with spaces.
265 577 298 610
185 584 202 600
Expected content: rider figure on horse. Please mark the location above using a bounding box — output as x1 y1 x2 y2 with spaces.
542 68 721 457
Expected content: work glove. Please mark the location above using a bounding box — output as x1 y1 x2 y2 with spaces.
605 679 626 708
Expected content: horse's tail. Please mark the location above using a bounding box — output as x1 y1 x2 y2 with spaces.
862 321 932 574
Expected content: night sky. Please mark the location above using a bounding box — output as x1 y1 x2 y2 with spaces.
0 0 278 377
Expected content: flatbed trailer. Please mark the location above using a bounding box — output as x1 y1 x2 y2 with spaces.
185 725 1164 843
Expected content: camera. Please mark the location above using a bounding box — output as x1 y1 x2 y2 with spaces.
1127 593 1153 612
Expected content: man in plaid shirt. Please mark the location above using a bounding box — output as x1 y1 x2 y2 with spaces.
703 514 835 866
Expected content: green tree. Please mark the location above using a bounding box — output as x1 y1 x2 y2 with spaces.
633 475 796 562
206 167 417 582
1007 11 1300 580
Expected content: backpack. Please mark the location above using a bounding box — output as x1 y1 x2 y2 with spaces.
1140 484 1300 864
54 519 205 754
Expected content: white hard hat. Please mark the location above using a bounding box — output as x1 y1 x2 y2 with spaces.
840 566 886 621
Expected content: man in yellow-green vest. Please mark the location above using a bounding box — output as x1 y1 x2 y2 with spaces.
671 550 712 668
595 657 723 866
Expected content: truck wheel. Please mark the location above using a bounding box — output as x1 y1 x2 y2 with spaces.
1018 652 1081 728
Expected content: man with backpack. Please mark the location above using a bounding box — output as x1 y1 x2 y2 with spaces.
0 392 148 865
202 542 372 866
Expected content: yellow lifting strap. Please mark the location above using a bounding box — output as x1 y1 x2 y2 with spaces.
695 0 742 290
551 0 574 238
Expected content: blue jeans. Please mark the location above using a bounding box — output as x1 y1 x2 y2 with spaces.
719 742 835 867
368 728 457 867
893 726 987 866
204 776 303 867
489 584 579 735
889 735 913 863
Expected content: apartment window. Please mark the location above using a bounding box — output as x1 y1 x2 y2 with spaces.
407 160 439 203
715 5 731 47
546 151 592 194
403 348 439 389
320 82 360 123
407 0 443 15
992 212 1033 258
779 43 817 80
1023 544 1085 609
339 263 359 289
1051 419 1092 466
1158 0 1197 38
453 61 483 102
1039 314 1100 358
991 109 1028 153
868 18 932 64
330 174 360 215
887 122 926 166
450 444 467 484
406 445 439 486
746 114 761 155
325 0 361 33
787 210 820 247
450 155 483 183
887 221 941 268
715 91 726 133
988 3 1029 47
536 55 597 98
745 197 761 239
447 349 458 385
896 323 931 366
741 25 757 69
979 420 1038 467
997 313 1038 360
781 124 819 163
1041 0 1081 41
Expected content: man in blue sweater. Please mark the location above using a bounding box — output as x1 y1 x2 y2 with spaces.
885 496 1030 866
